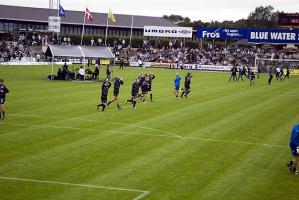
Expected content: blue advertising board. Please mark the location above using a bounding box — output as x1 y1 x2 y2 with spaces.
196 28 247 40
247 29 299 44
196 28 299 44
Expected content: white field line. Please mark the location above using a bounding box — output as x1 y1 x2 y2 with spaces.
0 176 150 200
8 114 181 138
3 121 288 148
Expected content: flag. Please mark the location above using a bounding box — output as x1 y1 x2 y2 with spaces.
59 4 65 17
108 8 116 23
85 7 93 21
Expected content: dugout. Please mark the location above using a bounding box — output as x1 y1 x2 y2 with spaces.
45 45 115 81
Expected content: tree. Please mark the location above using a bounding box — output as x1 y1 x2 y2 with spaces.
163 5 279 29
163 14 191 26
247 5 278 28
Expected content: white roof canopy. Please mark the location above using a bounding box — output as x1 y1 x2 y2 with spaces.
46 45 115 59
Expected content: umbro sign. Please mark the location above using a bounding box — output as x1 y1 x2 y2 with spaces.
144 26 193 38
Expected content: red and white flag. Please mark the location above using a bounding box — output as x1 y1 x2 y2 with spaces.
85 7 93 21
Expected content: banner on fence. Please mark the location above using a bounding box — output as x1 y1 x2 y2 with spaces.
196 28 299 44
196 28 247 40
144 26 193 38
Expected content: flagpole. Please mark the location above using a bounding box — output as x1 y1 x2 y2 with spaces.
129 10 134 48
81 8 86 46
105 12 109 46
57 0 60 41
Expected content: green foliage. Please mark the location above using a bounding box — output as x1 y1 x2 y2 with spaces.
164 5 281 29
247 6 279 28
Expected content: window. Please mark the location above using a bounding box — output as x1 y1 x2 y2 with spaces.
0 22 4 31
8 23 14 31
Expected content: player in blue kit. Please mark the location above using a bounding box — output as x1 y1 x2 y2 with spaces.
287 124 299 175
0 79 9 120
174 73 181 99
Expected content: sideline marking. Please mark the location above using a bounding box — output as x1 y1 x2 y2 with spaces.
3 121 288 148
0 176 150 200
8 114 181 138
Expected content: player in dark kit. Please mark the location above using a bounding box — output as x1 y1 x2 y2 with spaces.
229 66 237 82
97 79 111 112
249 70 255 86
0 79 9 120
181 72 192 98
287 124 299 175
140 75 150 103
268 67 273 85
126 79 140 109
284 67 290 80
147 73 155 102
119 59 125 70
107 76 124 110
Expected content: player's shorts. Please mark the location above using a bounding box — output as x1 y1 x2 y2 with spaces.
250 77 255 81
175 85 180 90
113 90 119 97
131 92 138 97
141 87 147 93
185 84 190 89
101 96 107 104
147 86 152 92
0 98 5 104
290 144 299 156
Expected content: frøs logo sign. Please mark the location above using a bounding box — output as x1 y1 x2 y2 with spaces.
202 31 220 38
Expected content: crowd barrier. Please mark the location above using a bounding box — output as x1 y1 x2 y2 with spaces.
129 61 238 72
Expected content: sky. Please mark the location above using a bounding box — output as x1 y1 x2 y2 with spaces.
0 0 298 22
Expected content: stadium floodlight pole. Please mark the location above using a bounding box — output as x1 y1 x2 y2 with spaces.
80 7 87 46
129 10 134 48
104 12 109 46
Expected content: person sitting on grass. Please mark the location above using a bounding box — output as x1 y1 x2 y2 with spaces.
78 66 85 81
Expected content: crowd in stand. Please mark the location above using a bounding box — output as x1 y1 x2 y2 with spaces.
116 40 299 68
0 40 31 62
1 32 299 69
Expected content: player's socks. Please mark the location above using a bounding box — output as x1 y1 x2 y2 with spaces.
150 94 153 102
0 112 2 120
133 101 136 108
117 104 121 110
181 91 185 98
102 105 106 112
97 104 104 110
292 167 298 175
287 162 293 172
2 111 4 120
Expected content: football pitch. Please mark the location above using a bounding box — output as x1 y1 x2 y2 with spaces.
0 65 299 200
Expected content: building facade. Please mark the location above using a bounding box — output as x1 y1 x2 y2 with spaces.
0 5 175 37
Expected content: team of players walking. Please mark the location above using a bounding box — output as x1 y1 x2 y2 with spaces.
229 65 290 86
97 73 157 111
96 71 193 111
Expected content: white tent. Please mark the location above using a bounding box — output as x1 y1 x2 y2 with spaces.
45 45 115 80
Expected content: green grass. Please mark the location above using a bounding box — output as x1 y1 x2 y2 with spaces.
0 65 299 200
